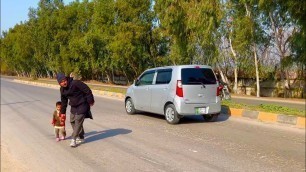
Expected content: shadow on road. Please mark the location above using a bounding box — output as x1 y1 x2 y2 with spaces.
80 128 132 143
179 113 229 124
137 112 165 120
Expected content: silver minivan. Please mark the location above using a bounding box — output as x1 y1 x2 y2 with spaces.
125 65 221 124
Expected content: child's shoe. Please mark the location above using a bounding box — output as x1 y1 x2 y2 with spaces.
60 136 65 140
56 138 60 142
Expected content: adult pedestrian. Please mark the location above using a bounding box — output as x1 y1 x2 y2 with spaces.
56 73 95 147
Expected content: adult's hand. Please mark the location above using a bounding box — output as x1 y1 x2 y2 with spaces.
60 114 66 122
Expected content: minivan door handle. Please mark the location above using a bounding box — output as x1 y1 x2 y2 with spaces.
163 87 168 90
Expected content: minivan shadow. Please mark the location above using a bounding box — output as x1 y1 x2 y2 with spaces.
137 105 230 124
136 112 165 120
179 113 229 124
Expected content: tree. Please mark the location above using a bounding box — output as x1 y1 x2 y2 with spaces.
155 0 222 65
259 0 304 97
35 0 65 75
220 0 252 94
221 0 269 97
109 0 155 81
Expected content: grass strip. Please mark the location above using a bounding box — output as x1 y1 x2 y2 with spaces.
222 100 305 117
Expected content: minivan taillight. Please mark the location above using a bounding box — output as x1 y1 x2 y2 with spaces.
176 80 183 97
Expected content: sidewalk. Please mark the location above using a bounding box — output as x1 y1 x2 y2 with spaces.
231 94 305 104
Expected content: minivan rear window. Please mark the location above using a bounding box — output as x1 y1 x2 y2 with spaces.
181 68 216 85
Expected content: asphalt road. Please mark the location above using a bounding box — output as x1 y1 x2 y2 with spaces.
1 79 305 172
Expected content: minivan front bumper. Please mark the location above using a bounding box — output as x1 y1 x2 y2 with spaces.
174 96 221 115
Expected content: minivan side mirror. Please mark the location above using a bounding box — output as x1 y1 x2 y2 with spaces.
134 79 139 86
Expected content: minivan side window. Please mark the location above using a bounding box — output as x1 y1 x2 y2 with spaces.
136 71 155 86
181 68 216 85
156 69 172 84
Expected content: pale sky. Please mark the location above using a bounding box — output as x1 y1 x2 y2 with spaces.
1 0 74 33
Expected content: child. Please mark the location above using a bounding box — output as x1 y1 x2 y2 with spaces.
51 101 66 142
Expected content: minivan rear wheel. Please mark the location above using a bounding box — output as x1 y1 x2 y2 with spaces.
165 104 180 124
202 114 219 122
125 98 136 115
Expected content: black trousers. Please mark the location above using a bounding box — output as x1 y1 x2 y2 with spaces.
70 113 85 140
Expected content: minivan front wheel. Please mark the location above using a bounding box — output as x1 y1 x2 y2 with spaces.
202 113 219 122
125 98 136 115
165 104 180 124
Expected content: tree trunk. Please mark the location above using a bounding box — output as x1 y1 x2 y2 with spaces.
303 65 305 98
16 70 20 77
122 70 130 85
46 70 50 78
229 38 238 94
106 73 111 84
285 70 291 98
253 44 260 97
106 70 114 84
112 67 115 84
217 65 230 84
234 67 238 94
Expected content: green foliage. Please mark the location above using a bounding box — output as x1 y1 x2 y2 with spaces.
282 0 306 65
155 0 222 65
259 0 305 71
0 0 304 83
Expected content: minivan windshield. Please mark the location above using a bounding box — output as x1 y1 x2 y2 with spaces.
181 68 216 85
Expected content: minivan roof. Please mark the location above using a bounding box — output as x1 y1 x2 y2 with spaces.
145 65 212 71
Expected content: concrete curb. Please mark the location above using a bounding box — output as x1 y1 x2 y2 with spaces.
14 79 305 129
227 107 305 129
14 79 125 100
14 79 60 89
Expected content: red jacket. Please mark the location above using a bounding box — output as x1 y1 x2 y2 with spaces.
51 111 66 127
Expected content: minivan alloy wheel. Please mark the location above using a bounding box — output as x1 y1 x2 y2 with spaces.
165 104 180 124
126 101 132 112
166 108 174 121
125 98 136 114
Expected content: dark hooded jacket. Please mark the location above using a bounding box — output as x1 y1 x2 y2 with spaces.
60 77 94 117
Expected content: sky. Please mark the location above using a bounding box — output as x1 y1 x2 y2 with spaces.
1 0 74 33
